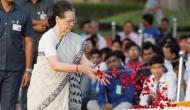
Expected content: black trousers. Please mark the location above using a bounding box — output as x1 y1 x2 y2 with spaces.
0 70 22 110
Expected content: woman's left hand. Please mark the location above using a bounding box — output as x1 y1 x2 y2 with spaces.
96 73 112 86
93 68 112 86
80 55 111 85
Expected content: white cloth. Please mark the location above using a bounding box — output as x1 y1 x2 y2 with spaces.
185 59 190 82
139 74 176 105
87 100 101 110
144 0 163 25
96 35 107 49
165 58 189 84
166 71 185 101
112 102 132 110
185 79 190 101
185 59 190 101
164 59 174 73
82 34 107 49
94 62 107 72
87 100 132 110
118 32 140 46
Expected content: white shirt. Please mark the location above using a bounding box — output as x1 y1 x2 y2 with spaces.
118 32 140 46
185 79 190 101
38 29 58 57
166 71 185 101
164 59 174 73
185 58 190 101
140 74 176 106
185 59 190 82
82 34 107 49
94 62 107 72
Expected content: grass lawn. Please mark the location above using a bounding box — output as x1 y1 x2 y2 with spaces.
97 10 190 37
100 10 190 28
73 9 190 37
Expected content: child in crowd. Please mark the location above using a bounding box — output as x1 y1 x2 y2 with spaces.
90 49 107 71
140 55 176 106
133 42 157 104
111 39 122 51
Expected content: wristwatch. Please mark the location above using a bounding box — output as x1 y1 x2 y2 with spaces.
25 68 33 73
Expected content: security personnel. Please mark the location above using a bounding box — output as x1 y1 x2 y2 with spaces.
19 0 53 65
0 0 33 110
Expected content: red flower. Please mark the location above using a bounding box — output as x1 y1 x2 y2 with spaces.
162 86 168 91
142 85 150 95
135 85 142 90
127 61 143 72
145 78 150 83
96 66 104 79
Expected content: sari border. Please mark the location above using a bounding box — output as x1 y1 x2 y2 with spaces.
35 75 69 110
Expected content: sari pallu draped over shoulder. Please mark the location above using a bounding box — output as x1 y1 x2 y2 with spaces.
27 32 86 110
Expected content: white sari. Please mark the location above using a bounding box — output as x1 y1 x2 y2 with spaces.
27 30 85 110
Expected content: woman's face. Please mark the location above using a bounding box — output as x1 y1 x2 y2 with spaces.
56 11 75 33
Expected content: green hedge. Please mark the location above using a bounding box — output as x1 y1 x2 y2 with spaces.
73 3 144 22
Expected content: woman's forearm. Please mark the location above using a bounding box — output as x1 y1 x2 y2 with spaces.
47 56 84 73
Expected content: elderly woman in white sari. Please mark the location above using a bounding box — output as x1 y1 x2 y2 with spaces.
27 1 109 110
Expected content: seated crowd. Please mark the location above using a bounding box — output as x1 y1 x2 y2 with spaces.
80 14 190 110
